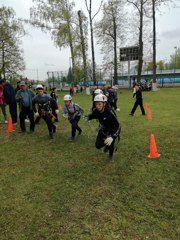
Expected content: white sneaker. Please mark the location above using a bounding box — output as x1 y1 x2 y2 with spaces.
25 119 29 123
5 120 8 124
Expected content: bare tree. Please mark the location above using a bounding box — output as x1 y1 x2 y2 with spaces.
84 0 103 85
127 0 149 82
95 0 126 85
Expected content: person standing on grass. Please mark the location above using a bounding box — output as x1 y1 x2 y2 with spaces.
87 94 121 162
129 83 145 116
32 84 59 139
2 79 17 124
0 79 8 123
15 81 35 133
50 87 59 122
62 94 85 142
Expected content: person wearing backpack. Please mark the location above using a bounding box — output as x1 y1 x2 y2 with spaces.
87 94 121 162
62 94 85 142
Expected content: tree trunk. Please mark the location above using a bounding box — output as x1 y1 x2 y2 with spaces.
1 40 6 79
113 15 117 85
137 2 143 82
90 18 96 86
152 0 156 84
78 10 88 86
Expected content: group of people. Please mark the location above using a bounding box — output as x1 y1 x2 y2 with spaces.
14 81 121 162
1 78 146 162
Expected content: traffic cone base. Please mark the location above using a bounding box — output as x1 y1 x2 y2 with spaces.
6 117 15 133
147 134 160 158
148 153 161 158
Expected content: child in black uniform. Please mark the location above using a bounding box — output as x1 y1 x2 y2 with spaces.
87 94 121 162
129 83 145 116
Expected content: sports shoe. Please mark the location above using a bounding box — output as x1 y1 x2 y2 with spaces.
19 130 26 133
129 113 133 116
52 125 56 133
49 132 53 139
27 130 34 134
25 119 29 123
69 136 75 142
78 129 82 136
106 155 114 162
5 120 8 124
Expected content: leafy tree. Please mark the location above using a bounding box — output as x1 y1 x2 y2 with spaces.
31 0 88 85
168 47 180 70
0 6 25 79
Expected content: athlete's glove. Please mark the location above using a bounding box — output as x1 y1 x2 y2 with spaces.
35 112 39 117
104 137 113 146
55 109 59 114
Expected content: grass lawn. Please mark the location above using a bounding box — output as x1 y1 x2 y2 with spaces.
0 88 179 240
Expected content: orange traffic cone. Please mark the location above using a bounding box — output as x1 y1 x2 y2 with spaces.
144 103 148 111
147 108 152 120
59 104 62 111
148 134 160 158
6 117 15 133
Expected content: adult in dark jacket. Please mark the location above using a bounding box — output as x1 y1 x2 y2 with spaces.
3 79 17 124
87 94 121 162
15 81 35 132
129 84 145 116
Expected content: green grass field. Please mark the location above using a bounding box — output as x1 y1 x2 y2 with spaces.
0 88 179 240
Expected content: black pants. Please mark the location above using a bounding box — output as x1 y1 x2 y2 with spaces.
110 99 117 110
96 131 115 157
19 106 34 131
9 102 17 123
131 99 145 115
42 115 56 133
69 116 81 137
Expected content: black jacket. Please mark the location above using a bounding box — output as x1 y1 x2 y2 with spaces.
88 106 121 138
134 89 143 101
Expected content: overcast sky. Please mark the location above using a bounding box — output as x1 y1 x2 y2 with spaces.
1 0 180 80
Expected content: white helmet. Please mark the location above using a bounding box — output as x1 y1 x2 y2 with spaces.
94 89 103 95
36 84 44 89
94 94 107 102
64 94 72 101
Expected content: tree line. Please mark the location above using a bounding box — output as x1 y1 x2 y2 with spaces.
0 0 179 85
